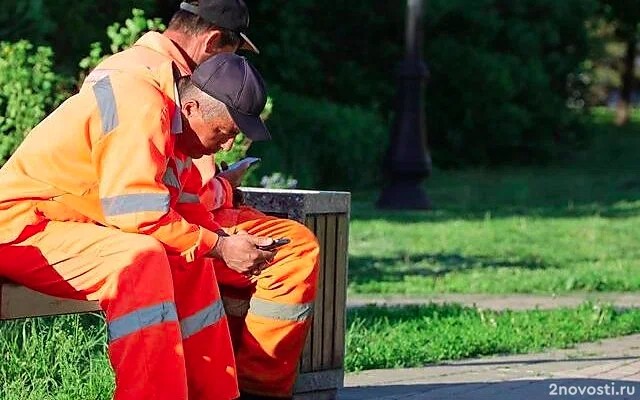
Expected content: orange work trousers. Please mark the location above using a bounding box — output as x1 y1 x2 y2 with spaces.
0 221 238 400
212 207 320 398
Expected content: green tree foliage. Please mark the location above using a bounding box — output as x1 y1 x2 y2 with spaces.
0 41 67 165
599 0 640 125
248 0 598 166
79 9 166 72
0 1 54 44
4 0 604 173
249 86 389 190
0 0 158 74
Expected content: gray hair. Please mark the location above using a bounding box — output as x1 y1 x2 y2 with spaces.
177 76 228 121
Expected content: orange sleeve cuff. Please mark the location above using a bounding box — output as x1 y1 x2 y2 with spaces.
182 228 219 263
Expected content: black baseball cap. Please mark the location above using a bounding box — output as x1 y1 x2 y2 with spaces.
179 1 259 54
191 53 271 141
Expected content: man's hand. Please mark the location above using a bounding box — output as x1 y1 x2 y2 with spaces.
209 230 276 276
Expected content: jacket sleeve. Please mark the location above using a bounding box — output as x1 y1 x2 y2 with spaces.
174 161 231 231
91 80 218 263
199 174 235 211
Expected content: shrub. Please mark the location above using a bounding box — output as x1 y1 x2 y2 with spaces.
0 41 68 165
79 8 166 73
0 0 54 45
248 86 389 190
249 0 598 167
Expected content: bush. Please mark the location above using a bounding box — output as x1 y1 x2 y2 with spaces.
0 41 68 165
79 8 166 73
248 86 389 190
423 0 598 166
249 0 598 167
0 1 54 45
46 0 158 74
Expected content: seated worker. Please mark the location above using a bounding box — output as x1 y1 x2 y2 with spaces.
0 53 275 400
82 1 321 398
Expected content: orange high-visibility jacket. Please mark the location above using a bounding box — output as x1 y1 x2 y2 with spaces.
82 31 233 211
0 62 221 263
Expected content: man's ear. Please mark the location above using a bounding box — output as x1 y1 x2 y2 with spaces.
182 99 201 119
205 30 223 54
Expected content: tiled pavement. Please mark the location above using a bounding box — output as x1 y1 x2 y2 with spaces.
339 332 640 399
340 294 640 399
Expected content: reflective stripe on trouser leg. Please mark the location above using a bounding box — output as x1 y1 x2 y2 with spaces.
0 222 190 400
100 238 188 400
171 257 239 400
213 208 321 397
221 293 251 351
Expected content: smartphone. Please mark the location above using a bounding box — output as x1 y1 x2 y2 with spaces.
226 157 261 172
257 238 290 251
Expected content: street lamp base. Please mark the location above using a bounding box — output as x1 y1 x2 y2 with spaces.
376 180 431 210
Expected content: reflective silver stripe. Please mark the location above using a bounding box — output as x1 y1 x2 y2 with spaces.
163 167 181 189
171 82 182 134
101 193 170 216
249 298 313 322
85 68 119 84
92 76 119 134
222 296 250 317
108 301 178 342
175 157 192 175
180 298 225 340
178 192 199 204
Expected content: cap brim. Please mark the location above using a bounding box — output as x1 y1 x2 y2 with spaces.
227 106 271 141
240 32 260 54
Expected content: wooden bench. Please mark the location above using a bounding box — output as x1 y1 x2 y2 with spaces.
0 188 350 400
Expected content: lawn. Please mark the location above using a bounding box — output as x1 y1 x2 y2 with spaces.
349 117 640 295
5 301 640 397
3 110 640 397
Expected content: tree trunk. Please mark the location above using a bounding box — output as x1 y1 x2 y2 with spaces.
616 37 637 126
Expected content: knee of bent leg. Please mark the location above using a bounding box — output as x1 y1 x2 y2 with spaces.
102 234 174 301
286 220 320 275
119 234 170 275
284 219 318 253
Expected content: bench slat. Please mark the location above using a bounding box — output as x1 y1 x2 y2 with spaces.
333 214 348 370
322 215 337 368
0 282 100 320
311 215 326 371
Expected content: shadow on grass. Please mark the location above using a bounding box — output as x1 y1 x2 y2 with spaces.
348 252 554 286
352 128 640 223
347 303 473 324
351 197 640 224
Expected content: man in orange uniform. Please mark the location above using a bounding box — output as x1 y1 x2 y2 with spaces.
83 2 321 398
0 54 274 400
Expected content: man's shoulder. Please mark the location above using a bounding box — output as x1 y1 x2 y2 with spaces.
83 32 176 86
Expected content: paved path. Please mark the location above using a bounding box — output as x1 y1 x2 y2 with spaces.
339 333 640 399
347 293 640 311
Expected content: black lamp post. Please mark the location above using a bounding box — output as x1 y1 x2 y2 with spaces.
377 0 432 210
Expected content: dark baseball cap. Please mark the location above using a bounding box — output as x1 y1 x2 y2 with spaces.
191 53 271 141
179 1 259 54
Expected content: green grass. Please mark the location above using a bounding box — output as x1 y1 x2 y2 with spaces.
346 302 640 372
0 314 112 400
3 110 640 395
349 119 640 295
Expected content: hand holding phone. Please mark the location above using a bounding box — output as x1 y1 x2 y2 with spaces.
256 238 290 251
